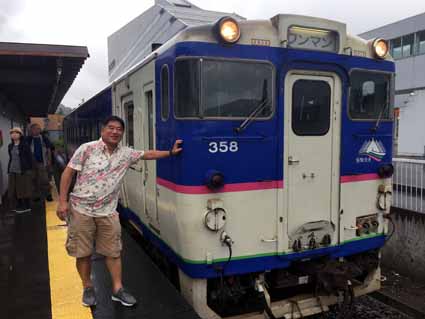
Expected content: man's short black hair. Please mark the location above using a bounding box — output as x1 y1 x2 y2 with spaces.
102 116 125 130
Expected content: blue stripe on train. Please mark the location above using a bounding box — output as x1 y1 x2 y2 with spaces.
119 204 385 279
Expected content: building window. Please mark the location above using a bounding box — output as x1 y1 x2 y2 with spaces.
124 102 134 147
390 37 402 59
161 65 170 121
402 34 414 57
417 30 425 55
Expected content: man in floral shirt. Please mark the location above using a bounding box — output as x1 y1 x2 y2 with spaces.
57 116 182 307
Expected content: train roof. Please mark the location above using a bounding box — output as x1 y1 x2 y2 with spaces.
65 85 112 119
113 14 393 84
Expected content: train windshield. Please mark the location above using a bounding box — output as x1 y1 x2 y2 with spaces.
349 71 391 120
175 58 273 119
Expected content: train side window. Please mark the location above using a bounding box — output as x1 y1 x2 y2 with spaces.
161 65 170 121
175 59 200 118
146 91 154 149
292 80 331 136
124 102 134 147
349 71 391 120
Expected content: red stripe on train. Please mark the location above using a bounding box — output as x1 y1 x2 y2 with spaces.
157 178 284 194
157 174 380 194
340 173 380 183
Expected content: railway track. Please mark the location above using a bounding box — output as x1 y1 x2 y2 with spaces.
308 295 414 319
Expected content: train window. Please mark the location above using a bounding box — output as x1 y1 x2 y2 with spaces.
175 59 200 118
203 60 273 118
175 58 273 119
161 65 170 121
124 102 134 147
146 91 154 149
91 125 97 140
349 71 391 120
292 80 331 136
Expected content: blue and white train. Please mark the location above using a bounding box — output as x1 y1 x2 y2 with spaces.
64 14 395 318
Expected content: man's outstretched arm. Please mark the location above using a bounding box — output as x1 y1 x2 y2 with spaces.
142 139 183 160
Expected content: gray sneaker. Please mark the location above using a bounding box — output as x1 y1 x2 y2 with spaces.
111 288 137 306
82 287 97 307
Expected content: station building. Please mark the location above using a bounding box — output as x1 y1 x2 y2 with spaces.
359 12 425 157
30 114 65 142
108 0 244 81
0 42 88 201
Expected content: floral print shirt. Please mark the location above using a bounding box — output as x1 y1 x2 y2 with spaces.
68 139 144 217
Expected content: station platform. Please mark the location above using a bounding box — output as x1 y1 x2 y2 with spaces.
0 191 200 319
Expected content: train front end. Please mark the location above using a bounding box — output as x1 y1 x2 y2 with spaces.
154 14 395 318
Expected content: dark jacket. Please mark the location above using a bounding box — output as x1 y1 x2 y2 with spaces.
26 135 53 150
26 135 54 164
8 141 33 174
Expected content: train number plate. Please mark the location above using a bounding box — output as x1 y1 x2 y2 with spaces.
208 141 239 153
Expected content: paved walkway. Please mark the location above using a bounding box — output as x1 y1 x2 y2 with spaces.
0 188 199 319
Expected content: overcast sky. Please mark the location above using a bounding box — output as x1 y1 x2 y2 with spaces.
1 0 424 108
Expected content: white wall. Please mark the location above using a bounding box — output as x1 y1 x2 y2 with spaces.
0 94 26 202
396 89 425 156
0 115 10 199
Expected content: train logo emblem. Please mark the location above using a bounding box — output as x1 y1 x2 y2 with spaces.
359 139 386 162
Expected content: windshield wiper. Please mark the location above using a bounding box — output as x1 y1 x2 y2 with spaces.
234 80 269 133
371 102 389 133
234 99 269 133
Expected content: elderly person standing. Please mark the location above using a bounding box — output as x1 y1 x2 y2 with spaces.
8 127 33 213
26 123 53 202
56 116 182 307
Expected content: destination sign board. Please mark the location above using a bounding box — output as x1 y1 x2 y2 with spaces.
287 26 338 53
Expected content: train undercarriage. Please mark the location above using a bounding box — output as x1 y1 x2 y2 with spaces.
127 220 381 319
179 251 381 319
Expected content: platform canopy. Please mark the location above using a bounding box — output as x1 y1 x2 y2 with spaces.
0 42 89 117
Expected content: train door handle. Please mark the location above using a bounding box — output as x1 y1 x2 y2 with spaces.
261 236 277 243
288 156 300 165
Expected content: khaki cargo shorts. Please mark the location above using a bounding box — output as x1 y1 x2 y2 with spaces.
66 207 122 258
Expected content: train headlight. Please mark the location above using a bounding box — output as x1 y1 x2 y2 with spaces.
205 170 225 190
372 38 389 59
215 17 241 44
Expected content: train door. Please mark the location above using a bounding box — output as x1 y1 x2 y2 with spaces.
143 83 160 233
283 72 341 251
121 94 146 218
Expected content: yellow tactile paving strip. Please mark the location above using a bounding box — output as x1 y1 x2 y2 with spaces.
45 189 92 319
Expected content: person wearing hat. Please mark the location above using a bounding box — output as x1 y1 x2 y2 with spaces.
26 123 53 202
8 127 33 213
